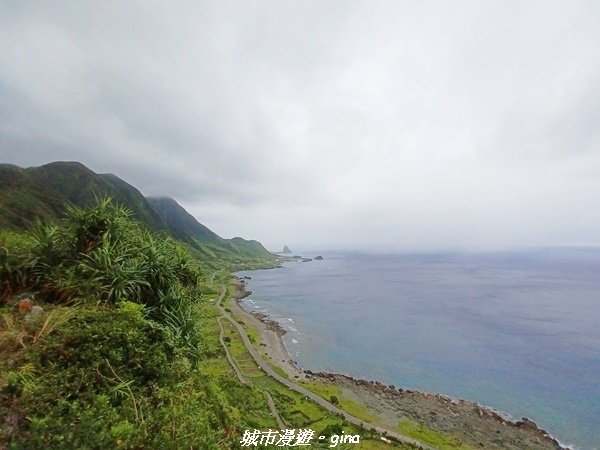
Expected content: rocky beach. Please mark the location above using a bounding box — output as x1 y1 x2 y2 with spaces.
231 275 569 450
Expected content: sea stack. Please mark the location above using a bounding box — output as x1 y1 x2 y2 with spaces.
283 245 292 253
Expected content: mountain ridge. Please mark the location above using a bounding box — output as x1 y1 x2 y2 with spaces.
0 161 274 262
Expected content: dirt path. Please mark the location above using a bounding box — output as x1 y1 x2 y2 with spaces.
264 391 286 429
225 276 565 450
217 315 248 384
214 281 289 433
215 287 436 449
210 269 222 285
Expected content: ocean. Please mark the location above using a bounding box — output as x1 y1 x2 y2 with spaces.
238 250 600 449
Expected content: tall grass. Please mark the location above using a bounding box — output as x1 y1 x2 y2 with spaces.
1 198 205 344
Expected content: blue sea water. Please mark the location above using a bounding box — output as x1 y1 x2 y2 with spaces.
239 250 600 449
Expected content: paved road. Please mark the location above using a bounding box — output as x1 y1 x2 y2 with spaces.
210 269 223 285
214 281 438 450
216 284 286 430
264 391 286 429
218 315 248 384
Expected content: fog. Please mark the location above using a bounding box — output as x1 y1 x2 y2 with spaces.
2 1 599 252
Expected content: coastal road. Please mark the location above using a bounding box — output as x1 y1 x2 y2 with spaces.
214 279 438 450
216 284 247 384
264 391 286 429
215 283 286 431
217 315 248 384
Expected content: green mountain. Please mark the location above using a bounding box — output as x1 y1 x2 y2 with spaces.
146 196 274 260
0 161 165 232
147 197 222 244
0 161 274 263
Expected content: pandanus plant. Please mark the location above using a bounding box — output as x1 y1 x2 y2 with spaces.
3 197 206 353
25 222 73 301
64 197 133 256
0 231 31 302
78 234 149 304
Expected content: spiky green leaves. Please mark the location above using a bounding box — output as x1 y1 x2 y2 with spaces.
3 198 205 338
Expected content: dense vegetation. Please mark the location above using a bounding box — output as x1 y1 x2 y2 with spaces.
0 199 272 449
0 161 425 449
0 162 276 266
0 162 165 232
1 198 400 449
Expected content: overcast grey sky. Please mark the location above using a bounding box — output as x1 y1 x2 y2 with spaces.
1 1 599 252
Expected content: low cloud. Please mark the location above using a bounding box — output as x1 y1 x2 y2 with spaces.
1 1 599 251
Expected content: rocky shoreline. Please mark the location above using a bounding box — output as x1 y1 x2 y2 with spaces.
236 278 288 336
308 372 567 450
232 275 569 450
250 311 288 336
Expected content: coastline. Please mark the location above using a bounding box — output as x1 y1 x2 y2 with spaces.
231 275 570 450
232 277 308 381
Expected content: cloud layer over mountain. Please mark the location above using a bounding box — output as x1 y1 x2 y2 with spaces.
2 1 599 251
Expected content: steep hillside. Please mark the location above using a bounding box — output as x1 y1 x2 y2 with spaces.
147 196 274 260
0 161 275 264
229 236 274 258
0 164 66 229
146 197 222 244
0 162 166 232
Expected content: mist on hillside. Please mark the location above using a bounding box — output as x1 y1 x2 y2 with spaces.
2 1 599 252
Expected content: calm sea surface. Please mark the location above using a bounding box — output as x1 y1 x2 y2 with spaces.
239 250 600 449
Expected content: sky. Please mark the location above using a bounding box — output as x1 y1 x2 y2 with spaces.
1 1 600 252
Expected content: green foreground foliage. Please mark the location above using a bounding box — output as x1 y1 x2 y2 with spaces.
1 198 412 449
0 199 271 449
0 162 277 268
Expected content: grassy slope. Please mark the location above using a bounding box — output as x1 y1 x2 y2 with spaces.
0 162 276 267
146 196 275 262
0 202 277 448
0 162 167 232
0 237 405 449
0 164 414 448
1 198 386 448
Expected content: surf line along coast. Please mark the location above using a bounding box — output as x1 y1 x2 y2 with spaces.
230 275 569 450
